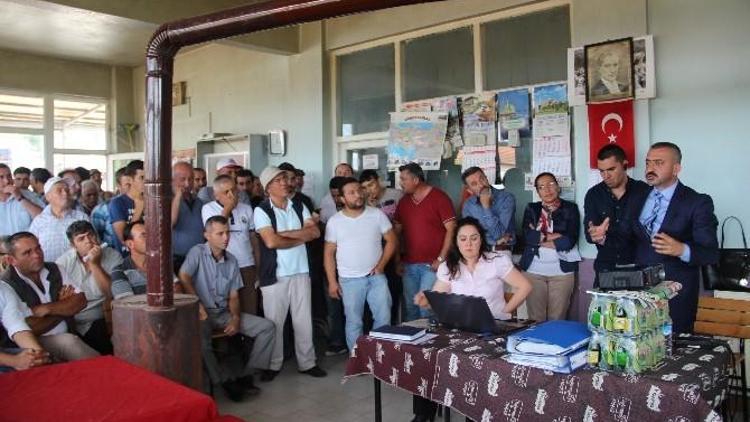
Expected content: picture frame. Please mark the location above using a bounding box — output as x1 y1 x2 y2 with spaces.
172 81 187 106
585 37 634 104
269 129 286 156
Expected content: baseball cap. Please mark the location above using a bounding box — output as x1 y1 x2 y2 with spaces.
43 177 67 195
259 166 285 190
216 158 242 171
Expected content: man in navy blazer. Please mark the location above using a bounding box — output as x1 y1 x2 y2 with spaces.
633 142 718 333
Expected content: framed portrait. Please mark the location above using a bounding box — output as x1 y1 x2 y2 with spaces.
585 37 634 103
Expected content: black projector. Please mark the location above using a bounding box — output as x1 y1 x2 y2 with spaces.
597 264 666 291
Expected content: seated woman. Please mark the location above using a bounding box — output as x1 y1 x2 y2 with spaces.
519 172 581 322
411 216 532 422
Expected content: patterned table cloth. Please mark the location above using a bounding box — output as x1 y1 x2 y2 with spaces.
345 330 731 422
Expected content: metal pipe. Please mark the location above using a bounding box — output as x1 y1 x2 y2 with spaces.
144 0 442 307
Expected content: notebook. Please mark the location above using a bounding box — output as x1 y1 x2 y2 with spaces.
369 325 426 341
506 320 591 355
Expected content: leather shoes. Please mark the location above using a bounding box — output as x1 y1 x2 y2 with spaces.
259 369 280 382
237 375 261 396
221 380 245 402
298 366 327 377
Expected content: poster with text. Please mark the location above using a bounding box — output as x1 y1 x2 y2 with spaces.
461 93 497 146
387 112 448 171
497 88 531 147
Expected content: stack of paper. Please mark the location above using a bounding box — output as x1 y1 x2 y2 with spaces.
369 325 427 342
503 321 591 373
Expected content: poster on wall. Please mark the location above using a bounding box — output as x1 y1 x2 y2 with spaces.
497 88 531 147
585 37 634 104
569 35 655 106
461 93 497 146
532 83 571 177
461 145 497 181
387 111 448 171
431 97 463 148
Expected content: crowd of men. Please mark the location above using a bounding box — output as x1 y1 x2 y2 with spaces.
0 140 719 407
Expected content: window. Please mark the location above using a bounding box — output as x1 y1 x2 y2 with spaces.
403 27 474 102
337 45 395 136
0 133 45 170
0 90 111 188
54 99 107 150
482 7 570 90
0 94 44 129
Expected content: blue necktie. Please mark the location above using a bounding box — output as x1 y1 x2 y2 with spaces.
644 191 664 237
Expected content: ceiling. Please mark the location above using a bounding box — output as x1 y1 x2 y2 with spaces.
0 0 299 67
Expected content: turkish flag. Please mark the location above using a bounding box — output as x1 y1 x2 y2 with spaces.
587 100 635 168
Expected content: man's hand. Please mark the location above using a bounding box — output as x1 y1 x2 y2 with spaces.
369 264 385 276
85 244 103 267
479 187 492 209
587 217 610 245
430 260 441 272
11 349 50 370
652 232 685 257
328 280 342 300
58 285 76 301
224 316 240 336
413 291 430 309
223 190 238 214
198 304 208 321
395 262 404 277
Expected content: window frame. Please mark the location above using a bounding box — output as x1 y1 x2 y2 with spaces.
329 0 570 164
0 87 111 178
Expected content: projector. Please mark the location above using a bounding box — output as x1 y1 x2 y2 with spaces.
597 264 666 291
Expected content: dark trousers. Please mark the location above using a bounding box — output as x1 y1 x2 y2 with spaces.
326 294 346 348
80 318 113 355
413 396 437 419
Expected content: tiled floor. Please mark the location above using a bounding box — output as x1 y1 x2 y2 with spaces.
215 354 414 422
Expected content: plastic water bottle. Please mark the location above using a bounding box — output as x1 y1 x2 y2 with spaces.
662 316 673 357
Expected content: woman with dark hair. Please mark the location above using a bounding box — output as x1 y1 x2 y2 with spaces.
411 217 532 421
414 216 532 318
519 172 581 322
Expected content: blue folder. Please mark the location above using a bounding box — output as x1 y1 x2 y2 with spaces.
506 320 591 355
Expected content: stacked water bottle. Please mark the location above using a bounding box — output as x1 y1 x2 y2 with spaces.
586 281 681 373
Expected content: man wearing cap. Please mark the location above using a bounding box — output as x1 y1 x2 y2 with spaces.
0 164 43 236
277 162 315 214
28 177 89 262
197 158 252 206
171 161 206 272
253 166 326 380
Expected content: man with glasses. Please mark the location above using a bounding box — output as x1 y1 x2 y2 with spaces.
633 142 718 333
253 166 326 380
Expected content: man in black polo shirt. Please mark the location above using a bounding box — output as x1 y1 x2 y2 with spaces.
584 144 649 282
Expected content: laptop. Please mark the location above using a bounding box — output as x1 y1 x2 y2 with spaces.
424 290 534 335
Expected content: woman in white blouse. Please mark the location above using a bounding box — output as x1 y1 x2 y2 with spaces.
411 217 532 422
414 216 532 319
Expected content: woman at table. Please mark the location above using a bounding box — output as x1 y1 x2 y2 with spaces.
412 216 532 422
519 172 581 322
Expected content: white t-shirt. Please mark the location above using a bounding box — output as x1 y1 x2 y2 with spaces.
436 253 514 320
254 200 312 277
202 201 256 268
325 206 393 278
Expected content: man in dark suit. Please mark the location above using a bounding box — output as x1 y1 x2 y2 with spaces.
633 142 718 333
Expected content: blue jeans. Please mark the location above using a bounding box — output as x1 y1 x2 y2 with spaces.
402 263 437 321
340 273 392 350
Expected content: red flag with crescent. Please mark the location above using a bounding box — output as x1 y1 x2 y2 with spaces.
587 99 635 168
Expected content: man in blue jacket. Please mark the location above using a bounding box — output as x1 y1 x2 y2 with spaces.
633 142 718 333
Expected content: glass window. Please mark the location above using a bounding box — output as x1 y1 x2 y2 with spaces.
337 45 395 136
482 7 570 90
0 94 44 129
0 133 45 170
403 27 474 102
54 99 107 150
53 153 107 181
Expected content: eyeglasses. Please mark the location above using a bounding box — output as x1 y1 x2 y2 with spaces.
536 182 558 190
